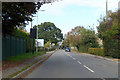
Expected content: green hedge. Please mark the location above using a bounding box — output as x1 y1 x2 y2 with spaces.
12 29 27 38
12 29 35 53
78 45 88 53
103 39 120 58
88 48 104 56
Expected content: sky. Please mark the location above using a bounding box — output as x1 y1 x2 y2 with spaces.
26 0 120 35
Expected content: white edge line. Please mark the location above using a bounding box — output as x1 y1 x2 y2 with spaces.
83 65 94 73
77 61 82 64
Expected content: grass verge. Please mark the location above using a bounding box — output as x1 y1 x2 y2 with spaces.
5 51 46 62
7 56 47 79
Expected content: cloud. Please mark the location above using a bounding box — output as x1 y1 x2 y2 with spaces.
40 0 119 15
40 1 65 15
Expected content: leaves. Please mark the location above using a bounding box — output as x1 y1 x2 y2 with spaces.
97 10 120 58
2 2 47 34
63 26 99 52
34 22 63 44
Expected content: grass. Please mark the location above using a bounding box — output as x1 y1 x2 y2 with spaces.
5 51 46 62
8 56 47 79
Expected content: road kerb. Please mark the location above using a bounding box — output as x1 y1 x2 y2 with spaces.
9 51 55 79
72 51 119 63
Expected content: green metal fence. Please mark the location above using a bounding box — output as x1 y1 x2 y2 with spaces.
2 34 26 60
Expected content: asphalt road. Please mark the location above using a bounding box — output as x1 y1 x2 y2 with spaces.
25 50 118 79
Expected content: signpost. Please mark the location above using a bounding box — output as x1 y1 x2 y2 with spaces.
35 39 44 47
35 39 44 52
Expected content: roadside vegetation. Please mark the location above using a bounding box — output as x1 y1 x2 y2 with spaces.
12 29 35 53
2 2 61 60
62 26 99 53
5 51 46 62
34 22 63 44
62 10 120 59
97 10 120 58
34 22 63 51
88 48 104 56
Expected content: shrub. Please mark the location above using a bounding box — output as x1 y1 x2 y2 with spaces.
78 45 88 53
12 29 27 38
88 48 104 56
12 29 35 53
26 35 35 52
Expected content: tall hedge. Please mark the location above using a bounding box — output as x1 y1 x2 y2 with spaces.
12 29 35 53
88 48 104 56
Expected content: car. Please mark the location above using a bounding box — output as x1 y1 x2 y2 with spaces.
65 47 71 52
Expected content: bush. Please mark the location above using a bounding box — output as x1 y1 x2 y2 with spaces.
12 29 35 53
26 35 35 52
78 45 88 53
103 39 120 58
12 29 27 38
88 48 104 56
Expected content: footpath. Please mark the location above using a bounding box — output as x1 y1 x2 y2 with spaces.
2 51 55 79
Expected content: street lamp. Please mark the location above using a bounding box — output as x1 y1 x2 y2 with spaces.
37 9 45 39
36 9 45 52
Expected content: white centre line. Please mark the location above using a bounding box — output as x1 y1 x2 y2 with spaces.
72 58 76 60
77 61 82 64
69 55 73 58
66 53 76 61
83 65 94 73
65 52 95 73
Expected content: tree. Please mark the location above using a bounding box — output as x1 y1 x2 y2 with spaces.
44 41 51 50
34 22 63 44
97 10 120 58
64 26 99 52
2 1 57 34
2 2 37 34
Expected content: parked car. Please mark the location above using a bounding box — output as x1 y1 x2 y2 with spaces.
65 47 71 52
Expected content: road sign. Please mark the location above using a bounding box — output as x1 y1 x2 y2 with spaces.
35 39 44 47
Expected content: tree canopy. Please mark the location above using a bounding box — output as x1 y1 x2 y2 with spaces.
62 26 99 52
97 10 120 58
34 22 63 44
2 1 54 34
2 2 38 34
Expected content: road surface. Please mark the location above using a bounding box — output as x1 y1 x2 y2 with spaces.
25 50 118 79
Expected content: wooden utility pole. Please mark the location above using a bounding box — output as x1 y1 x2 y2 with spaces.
106 0 108 21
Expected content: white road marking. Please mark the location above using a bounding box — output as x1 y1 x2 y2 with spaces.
77 61 82 64
66 52 95 73
65 53 76 60
70 56 73 58
83 65 94 73
72 57 76 60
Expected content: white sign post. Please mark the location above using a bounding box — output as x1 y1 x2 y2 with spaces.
35 39 44 47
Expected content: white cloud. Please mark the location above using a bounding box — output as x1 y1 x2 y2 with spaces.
40 0 119 15
26 0 120 33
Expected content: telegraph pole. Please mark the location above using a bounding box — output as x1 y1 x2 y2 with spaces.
106 0 108 21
